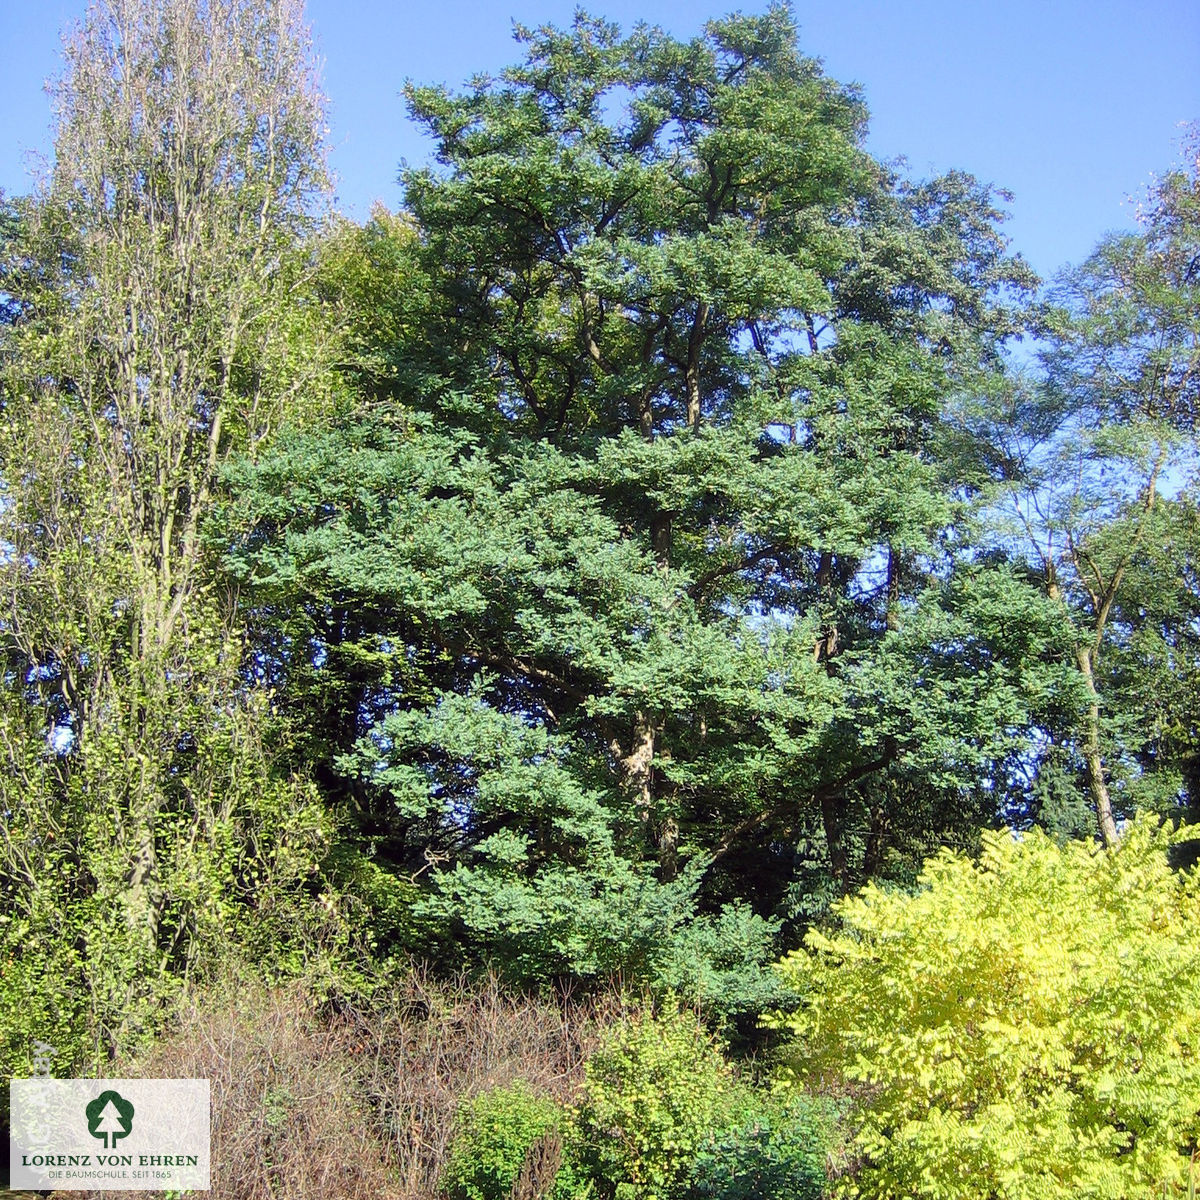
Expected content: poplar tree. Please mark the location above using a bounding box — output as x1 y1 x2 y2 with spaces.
0 0 337 1064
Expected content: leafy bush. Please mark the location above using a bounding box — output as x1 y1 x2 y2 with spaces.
656 902 793 1025
574 1007 739 1200
442 1080 584 1200
684 1097 829 1200
772 816 1200 1199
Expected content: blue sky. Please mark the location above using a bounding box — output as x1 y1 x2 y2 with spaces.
1 0 1197 280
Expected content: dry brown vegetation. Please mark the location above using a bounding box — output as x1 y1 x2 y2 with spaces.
67 965 619 1200
349 965 616 1197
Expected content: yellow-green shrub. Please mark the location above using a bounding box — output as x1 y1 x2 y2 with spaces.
441 1080 584 1200
772 817 1200 1199
574 1007 739 1200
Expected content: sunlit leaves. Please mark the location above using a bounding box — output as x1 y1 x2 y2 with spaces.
774 817 1200 1198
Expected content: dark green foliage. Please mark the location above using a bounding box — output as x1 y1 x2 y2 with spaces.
8 1 1200 1196
221 5 1047 1002
6 3 1200 1198
685 1098 830 1200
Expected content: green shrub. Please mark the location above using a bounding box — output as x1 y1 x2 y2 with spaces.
656 903 793 1026
772 816 1200 1199
575 1007 739 1200
684 1097 829 1200
441 1080 583 1200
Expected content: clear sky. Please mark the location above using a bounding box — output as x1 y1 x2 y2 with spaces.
1 0 1197 281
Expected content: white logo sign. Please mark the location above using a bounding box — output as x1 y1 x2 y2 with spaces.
10 1078 210 1191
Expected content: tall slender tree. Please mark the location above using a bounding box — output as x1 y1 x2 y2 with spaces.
0 0 337 1064
971 135 1200 845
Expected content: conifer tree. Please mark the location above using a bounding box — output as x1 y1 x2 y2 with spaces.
225 5 1046 988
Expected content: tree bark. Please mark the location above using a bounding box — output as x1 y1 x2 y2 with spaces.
885 544 901 632
1075 644 1121 847
623 711 655 828
820 788 848 890
813 549 838 663
685 300 709 431
656 816 679 882
863 803 890 879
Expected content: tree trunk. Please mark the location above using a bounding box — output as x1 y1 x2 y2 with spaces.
820 789 848 890
863 803 890 878
656 816 679 882
813 549 838 664
1074 644 1120 847
651 514 672 571
624 711 655 828
125 825 160 940
685 300 708 431
885 544 901 632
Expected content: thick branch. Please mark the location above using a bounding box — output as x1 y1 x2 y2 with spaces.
706 751 894 868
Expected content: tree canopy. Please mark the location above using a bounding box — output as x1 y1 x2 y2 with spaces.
0 0 339 1064
217 7 1073 998
2 4 1199 1147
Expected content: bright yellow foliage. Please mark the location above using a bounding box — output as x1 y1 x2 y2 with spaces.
772 817 1200 1199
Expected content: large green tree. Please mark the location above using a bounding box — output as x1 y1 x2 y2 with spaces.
224 5 1046 990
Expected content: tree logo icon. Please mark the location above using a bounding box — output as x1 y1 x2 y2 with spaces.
85 1089 135 1149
